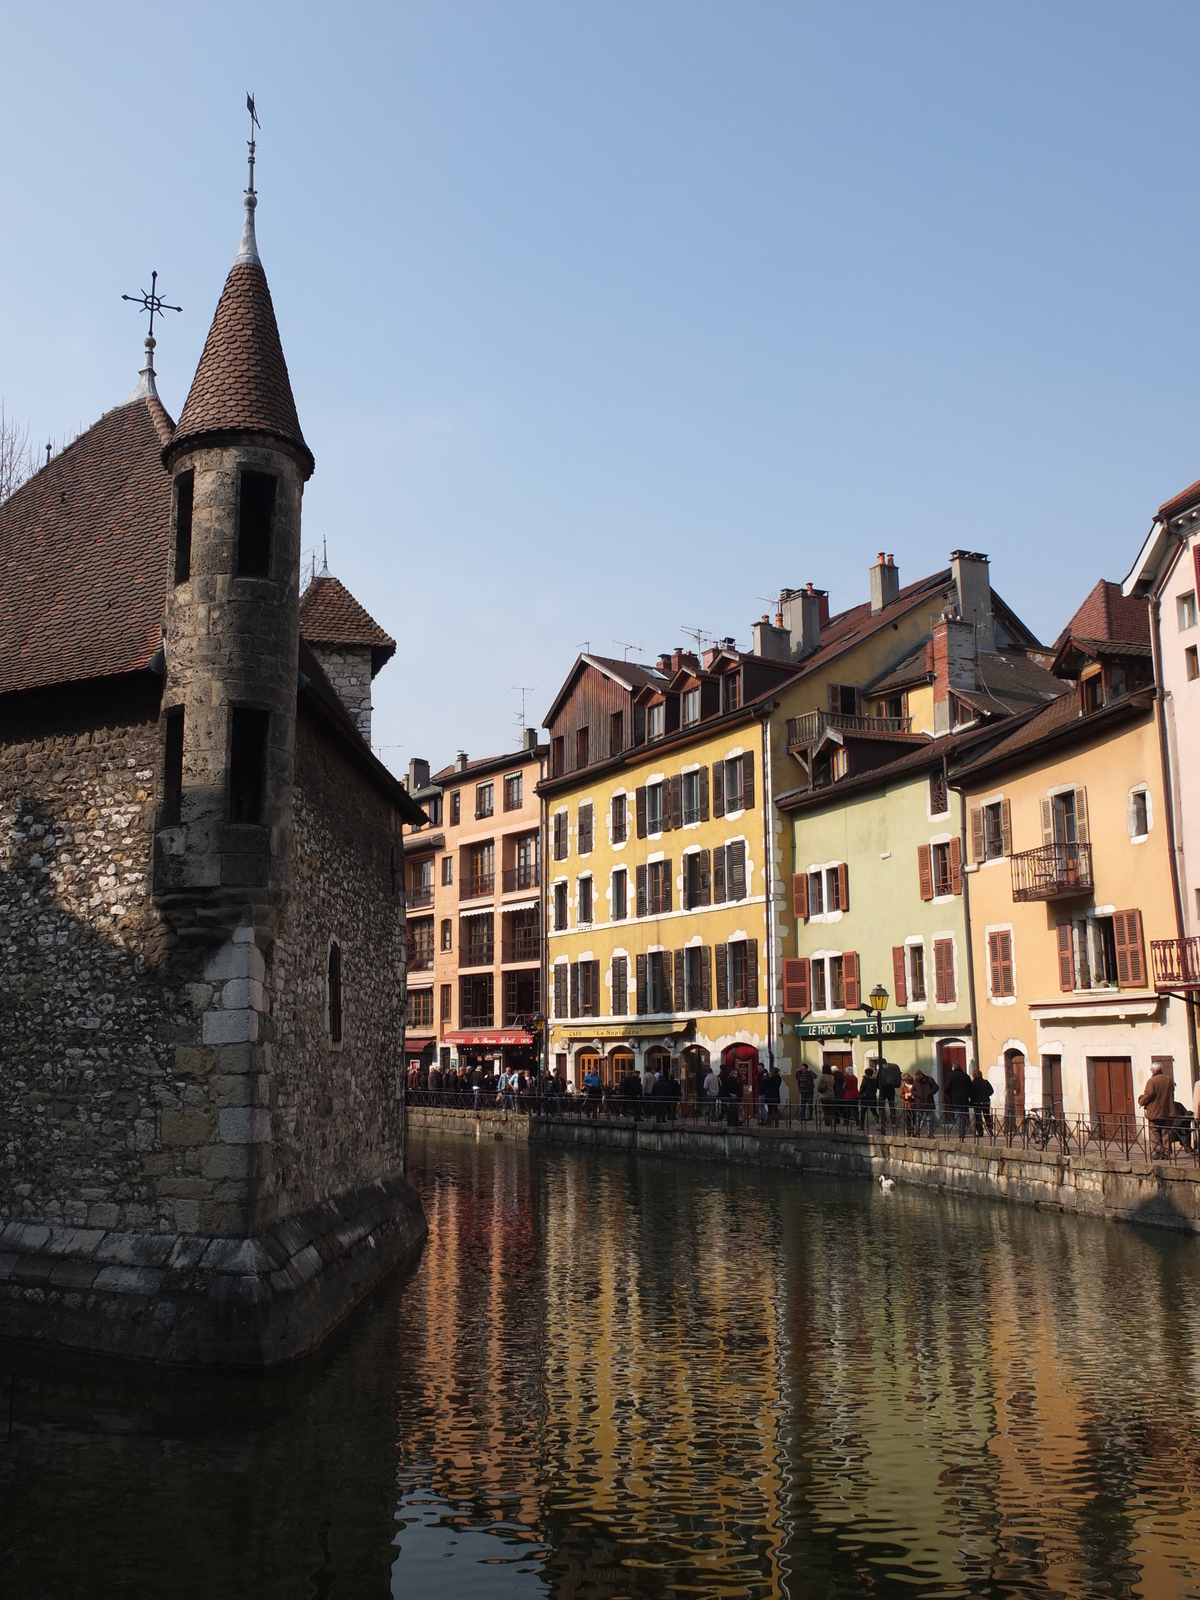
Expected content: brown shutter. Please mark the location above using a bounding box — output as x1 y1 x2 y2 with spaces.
715 943 729 1009
782 957 809 1013
988 932 1002 997
636 953 648 1015
713 846 727 904
999 932 1014 996
669 774 683 830
892 945 907 1006
950 836 963 896
746 939 759 1005
674 949 686 1011
636 786 647 838
1074 787 1090 845
742 752 755 811
794 872 809 920
970 807 985 863
699 764 709 821
1115 909 1146 988
1040 798 1053 846
636 864 648 918
727 840 746 901
837 861 849 913
917 845 933 902
699 848 711 905
712 762 725 817
1000 798 1012 856
1056 921 1074 992
570 961 580 1018
843 950 860 1010
663 859 673 913
700 944 713 1009
939 939 957 1003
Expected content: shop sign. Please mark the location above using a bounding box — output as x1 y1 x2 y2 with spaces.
796 1015 922 1041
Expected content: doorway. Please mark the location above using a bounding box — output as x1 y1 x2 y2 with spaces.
1090 1057 1134 1136
1041 1055 1064 1117
1003 1049 1026 1131
608 1050 635 1087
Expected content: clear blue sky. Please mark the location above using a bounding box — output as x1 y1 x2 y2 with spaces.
3 4 1199 772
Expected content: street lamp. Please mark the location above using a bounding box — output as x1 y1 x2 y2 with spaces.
863 984 888 1103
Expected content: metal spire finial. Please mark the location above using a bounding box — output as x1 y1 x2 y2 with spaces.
319 534 330 577
122 269 181 401
236 94 262 266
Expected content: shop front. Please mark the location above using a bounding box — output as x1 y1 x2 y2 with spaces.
406 1034 436 1082
442 1028 540 1081
794 1014 923 1078
557 1021 691 1089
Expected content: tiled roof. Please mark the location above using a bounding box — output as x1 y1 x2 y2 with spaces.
299 572 396 676
0 396 173 699
955 687 1153 778
432 747 546 783
1158 474 1200 522
1055 579 1150 650
169 259 313 478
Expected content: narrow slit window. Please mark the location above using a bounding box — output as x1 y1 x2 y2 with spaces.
229 707 269 823
237 470 277 577
162 707 184 825
173 470 194 584
328 942 343 1044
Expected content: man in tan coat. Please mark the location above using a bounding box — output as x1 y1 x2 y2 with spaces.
1139 1062 1175 1159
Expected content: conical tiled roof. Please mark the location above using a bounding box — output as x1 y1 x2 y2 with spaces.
168 257 313 477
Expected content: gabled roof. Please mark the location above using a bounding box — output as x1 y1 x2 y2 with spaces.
1054 579 1150 651
1158 474 1200 523
431 746 547 784
0 396 174 700
168 258 313 478
299 572 396 677
542 652 665 727
954 686 1154 783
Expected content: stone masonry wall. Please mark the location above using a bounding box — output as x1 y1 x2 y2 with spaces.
308 647 374 744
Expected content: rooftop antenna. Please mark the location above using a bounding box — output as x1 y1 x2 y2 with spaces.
511 685 536 739
757 591 786 626
679 625 711 655
613 638 643 661
236 93 262 266
121 270 181 402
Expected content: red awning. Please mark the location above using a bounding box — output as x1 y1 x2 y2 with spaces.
443 1030 535 1048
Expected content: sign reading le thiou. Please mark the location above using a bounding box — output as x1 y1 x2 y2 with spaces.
796 1015 922 1041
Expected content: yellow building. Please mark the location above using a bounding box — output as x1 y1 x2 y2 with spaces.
955 581 1188 1122
539 552 1048 1091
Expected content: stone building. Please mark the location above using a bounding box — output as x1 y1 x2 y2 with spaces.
0 163 426 1364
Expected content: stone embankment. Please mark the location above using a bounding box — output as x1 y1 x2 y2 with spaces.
408 1106 1200 1236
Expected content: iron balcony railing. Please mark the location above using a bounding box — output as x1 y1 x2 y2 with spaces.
1010 842 1094 902
1151 936 1200 992
461 871 495 900
501 938 541 965
461 942 495 969
787 709 912 748
502 863 540 892
407 885 434 909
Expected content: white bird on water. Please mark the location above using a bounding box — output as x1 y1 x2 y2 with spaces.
879 1176 895 1193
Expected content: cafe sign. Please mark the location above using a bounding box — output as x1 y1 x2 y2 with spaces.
796 1015 922 1041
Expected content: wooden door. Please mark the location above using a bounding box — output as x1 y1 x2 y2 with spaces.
1004 1051 1026 1128
1041 1055 1064 1117
1091 1057 1134 1135
941 1044 967 1103
824 1051 853 1073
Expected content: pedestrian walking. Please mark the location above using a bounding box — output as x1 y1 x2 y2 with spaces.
762 1064 783 1127
796 1062 816 1125
911 1069 938 1136
704 1062 722 1123
859 1065 878 1129
899 1071 915 1133
1139 1061 1175 1159
877 1059 901 1129
969 1065 994 1135
842 1065 860 1128
947 1061 971 1135
816 1062 836 1125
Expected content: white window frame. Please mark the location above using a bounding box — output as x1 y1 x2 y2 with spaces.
576 872 594 925
1128 783 1152 844
904 934 927 1008
807 949 848 1018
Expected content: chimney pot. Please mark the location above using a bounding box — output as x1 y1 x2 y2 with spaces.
870 552 901 614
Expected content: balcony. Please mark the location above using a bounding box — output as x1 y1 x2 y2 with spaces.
787 709 912 748
1010 842 1094 903
1151 937 1200 992
461 871 495 900
501 938 541 965
408 952 434 973
407 885 434 910
502 863 540 893
461 942 495 970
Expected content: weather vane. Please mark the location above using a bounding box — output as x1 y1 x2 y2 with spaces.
246 92 260 194
121 270 181 342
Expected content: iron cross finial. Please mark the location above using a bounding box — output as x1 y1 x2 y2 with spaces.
121 270 181 341
246 93 260 195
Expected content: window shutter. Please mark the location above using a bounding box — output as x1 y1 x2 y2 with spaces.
713 846 727 904
636 953 648 1015
636 864 648 918
727 840 746 901
699 764 710 821
1074 786 1090 845
828 683 840 714
700 848 711 905
917 845 933 902
1114 909 1146 988
742 752 755 811
663 859 673 913
569 961 580 1018
712 762 725 818
715 943 729 1009
938 938 956 1003
669 774 683 831
578 803 592 854
794 872 809 920
999 932 1014 996
970 807 985 863
674 949 686 1011
950 836 963 895
783 957 809 1013
988 933 1003 997
837 862 849 913
843 950 860 1010
591 960 601 1017
1040 798 1053 846
1056 921 1074 992
1000 799 1012 856
636 786 647 839
554 963 567 1018
892 945 907 1006
700 945 713 1009
745 938 759 1005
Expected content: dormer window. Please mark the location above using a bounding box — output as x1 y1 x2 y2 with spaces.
682 686 701 727
648 703 665 741
724 673 741 713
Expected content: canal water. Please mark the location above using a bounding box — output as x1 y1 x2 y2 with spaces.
3 1132 1200 1599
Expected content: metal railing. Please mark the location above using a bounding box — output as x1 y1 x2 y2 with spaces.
460 943 494 969
407 885 434 909
1011 842 1094 902
502 864 540 892
787 709 912 748
501 938 540 965
404 1088 1200 1165
1151 936 1200 991
461 871 495 900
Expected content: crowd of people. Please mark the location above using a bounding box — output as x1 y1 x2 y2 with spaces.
790 1058 996 1134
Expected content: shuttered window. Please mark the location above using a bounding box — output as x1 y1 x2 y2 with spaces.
909 943 926 1002
892 946 908 1006
669 774 684 830
713 848 726 904
843 950 860 1010
569 961 580 1018
674 949 686 1012
1113 909 1147 988
612 955 628 1015
933 938 955 1004
578 959 600 1017
636 864 648 918
726 841 747 902
715 944 729 1009
1056 921 1075 992
988 930 1015 998
636 953 648 1015
917 845 933 901
648 860 672 915
578 877 593 924
712 761 725 818
553 812 568 861
554 961 568 1018
636 786 648 838
794 873 808 920
782 957 809 1013
612 868 627 920
578 803 593 855
553 883 568 931
611 793 627 843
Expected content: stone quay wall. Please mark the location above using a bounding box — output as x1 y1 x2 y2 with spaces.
407 1106 1200 1236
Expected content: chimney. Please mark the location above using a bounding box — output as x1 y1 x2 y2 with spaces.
454 750 469 773
932 613 977 734
780 583 824 660
870 552 900 614
949 550 995 653
657 653 673 674
523 728 539 752
407 757 430 792
752 613 791 661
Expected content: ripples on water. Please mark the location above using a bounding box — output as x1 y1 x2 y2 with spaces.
3 1133 1200 1598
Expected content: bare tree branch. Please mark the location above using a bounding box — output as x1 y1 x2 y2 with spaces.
0 400 38 504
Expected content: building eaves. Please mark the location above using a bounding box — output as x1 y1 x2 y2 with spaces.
951 688 1155 788
432 746 548 785
775 723 1003 814
541 652 665 728
299 573 397 676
